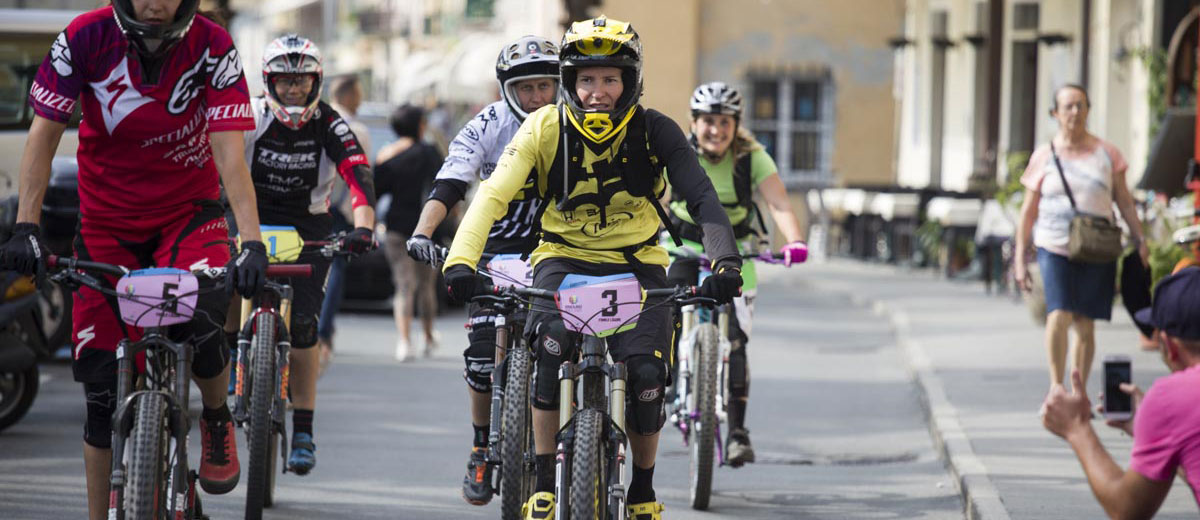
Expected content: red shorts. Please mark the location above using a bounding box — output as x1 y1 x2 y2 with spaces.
71 200 232 383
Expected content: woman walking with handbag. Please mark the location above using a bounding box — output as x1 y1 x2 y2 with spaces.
1015 84 1149 390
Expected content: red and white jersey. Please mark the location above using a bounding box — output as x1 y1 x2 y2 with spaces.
29 7 254 219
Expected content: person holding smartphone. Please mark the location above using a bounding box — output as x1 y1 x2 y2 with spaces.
1041 267 1200 518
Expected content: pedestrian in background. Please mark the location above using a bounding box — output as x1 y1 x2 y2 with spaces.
1041 267 1200 518
1015 84 1148 391
375 104 442 361
316 75 373 371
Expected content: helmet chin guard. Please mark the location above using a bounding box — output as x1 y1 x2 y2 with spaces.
111 0 200 60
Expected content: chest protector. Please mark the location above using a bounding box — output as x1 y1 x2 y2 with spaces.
537 106 681 261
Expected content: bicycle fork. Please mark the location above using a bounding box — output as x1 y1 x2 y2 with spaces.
485 315 509 483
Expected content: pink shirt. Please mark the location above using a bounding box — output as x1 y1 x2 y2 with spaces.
1129 364 1200 505
1020 138 1127 256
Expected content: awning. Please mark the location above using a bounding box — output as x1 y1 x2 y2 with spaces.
1139 106 1195 196
391 50 444 103
437 34 505 105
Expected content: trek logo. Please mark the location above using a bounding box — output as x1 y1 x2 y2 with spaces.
28 81 76 115
50 31 73 76
206 103 252 122
258 150 317 164
75 325 96 358
168 47 244 115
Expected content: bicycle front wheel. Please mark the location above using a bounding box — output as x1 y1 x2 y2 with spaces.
125 392 169 520
689 323 719 510
500 344 534 520
245 312 280 520
569 408 607 520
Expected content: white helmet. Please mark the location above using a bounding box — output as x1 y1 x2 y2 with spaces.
690 81 743 119
263 34 323 130
495 35 559 121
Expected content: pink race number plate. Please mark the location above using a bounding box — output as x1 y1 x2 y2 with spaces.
555 273 642 337
115 268 199 327
486 254 532 288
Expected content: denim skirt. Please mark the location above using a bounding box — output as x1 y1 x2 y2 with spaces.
1036 247 1115 320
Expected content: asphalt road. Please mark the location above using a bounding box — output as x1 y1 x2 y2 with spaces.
0 265 962 519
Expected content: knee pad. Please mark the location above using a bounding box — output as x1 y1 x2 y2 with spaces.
83 381 117 449
190 327 229 379
532 319 576 410
625 355 667 435
290 314 319 350
728 340 749 399
464 322 496 393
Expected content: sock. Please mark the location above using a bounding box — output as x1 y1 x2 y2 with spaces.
535 453 556 493
472 423 489 449
728 399 747 431
293 409 314 437
628 464 655 504
201 403 232 422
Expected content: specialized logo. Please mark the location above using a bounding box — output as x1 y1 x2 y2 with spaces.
75 325 96 358
90 58 153 135
638 387 661 402
206 103 252 122
28 82 77 115
50 31 73 76
542 336 561 356
463 126 480 142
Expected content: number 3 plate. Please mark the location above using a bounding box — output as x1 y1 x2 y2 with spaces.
555 273 642 337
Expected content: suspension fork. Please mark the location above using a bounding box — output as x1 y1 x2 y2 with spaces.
169 335 194 514
108 339 136 520
486 314 509 465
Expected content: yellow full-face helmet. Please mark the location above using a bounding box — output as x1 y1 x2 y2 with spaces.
559 16 642 144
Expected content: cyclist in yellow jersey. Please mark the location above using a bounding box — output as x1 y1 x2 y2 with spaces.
442 16 743 520
667 81 809 466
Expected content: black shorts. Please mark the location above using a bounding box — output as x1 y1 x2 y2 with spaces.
524 257 673 363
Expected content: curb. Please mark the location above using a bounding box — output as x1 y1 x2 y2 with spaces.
848 294 1011 520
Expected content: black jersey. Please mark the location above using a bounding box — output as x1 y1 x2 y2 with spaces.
243 97 376 226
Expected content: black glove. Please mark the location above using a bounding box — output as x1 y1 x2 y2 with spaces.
700 265 743 303
340 227 375 255
444 264 488 304
226 241 268 298
0 223 48 281
406 234 443 265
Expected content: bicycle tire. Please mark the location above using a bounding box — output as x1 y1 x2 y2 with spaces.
125 392 168 520
569 408 607 520
245 312 278 520
499 345 534 520
689 323 719 510
0 364 38 433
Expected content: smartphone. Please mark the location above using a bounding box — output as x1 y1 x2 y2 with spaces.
1103 355 1133 421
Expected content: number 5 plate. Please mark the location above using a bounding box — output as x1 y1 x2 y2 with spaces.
555 273 642 337
115 268 199 327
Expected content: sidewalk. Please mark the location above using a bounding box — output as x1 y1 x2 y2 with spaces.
793 260 1196 519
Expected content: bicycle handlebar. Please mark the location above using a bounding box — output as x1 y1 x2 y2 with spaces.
471 283 716 307
48 255 313 279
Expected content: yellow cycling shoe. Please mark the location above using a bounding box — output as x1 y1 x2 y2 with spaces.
521 491 555 520
627 501 665 520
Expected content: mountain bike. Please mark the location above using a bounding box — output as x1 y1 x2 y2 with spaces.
232 226 355 520
467 252 536 520
666 248 785 510
47 255 308 520
497 278 711 520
